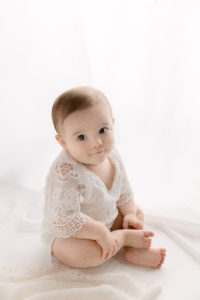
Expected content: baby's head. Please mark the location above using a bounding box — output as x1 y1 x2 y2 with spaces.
52 86 115 167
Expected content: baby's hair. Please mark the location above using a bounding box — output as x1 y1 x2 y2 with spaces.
52 86 113 135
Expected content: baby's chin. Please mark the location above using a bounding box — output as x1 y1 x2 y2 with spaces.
84 151 108 166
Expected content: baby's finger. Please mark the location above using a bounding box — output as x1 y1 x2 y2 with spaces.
112 244 116 256
104 250 110 260
100 247 106 259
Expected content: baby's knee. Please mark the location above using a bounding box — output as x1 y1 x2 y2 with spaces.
52 237 105 268
77 240 105 268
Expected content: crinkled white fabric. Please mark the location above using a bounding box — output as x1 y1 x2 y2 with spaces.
0 185 200 299
41 147 134 261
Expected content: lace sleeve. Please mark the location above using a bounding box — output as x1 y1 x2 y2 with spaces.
44 161 91 239
115 150 134 207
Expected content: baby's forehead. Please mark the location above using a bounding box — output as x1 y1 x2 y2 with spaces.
69 103 110 122
59 93 113 133
73 99 110 117
62 103 111 132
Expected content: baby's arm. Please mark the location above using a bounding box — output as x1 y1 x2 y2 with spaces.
71 217 119 260
115 150 144 229
71 217 109 240
118 198 137 216
119 199 144 229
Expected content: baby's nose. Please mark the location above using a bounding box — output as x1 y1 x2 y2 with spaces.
91 137 103 148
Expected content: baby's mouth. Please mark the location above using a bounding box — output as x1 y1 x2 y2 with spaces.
95 150 103 154
91 150 104 155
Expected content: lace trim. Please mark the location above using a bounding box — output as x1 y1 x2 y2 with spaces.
41 160 90 243
77 184 86 197
55 162 86 197
55 162 78 180
51 211 89 237
117 174 134 207
42 212 89 244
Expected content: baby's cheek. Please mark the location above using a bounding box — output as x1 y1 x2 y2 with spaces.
108 132 115 144
106 130 114 139
104 134 113 144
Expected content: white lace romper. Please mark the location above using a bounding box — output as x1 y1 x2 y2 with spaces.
41 146 134 263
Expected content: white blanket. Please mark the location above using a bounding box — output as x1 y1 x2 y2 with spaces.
0 184 200 300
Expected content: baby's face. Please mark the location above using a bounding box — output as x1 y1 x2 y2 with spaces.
56 100 115 167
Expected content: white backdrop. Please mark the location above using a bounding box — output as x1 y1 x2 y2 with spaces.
1 0 200 211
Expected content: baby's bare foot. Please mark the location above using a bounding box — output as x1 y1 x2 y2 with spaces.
124 229 154 248
124 247 167 268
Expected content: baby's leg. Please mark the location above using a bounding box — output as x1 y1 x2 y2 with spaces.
51 231 124 268
124 247 167 268
111 208 167 268
112 208 154 248
51 228 153 268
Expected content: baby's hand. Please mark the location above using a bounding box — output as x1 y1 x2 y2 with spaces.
96 229 119 260
123 213 143 230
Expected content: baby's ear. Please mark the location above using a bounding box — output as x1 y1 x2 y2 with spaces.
55 135 66 145
112 117 115 125
55 135 60 142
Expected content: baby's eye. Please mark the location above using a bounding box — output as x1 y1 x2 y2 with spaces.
99 127 108 134
77 134 86 141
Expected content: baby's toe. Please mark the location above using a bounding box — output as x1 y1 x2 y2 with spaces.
157 249 167 268
144 237 152 248
144 231 154 237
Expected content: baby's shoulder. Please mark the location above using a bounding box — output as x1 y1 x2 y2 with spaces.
48 149 82 184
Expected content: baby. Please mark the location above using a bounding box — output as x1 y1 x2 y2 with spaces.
41 86 166 269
